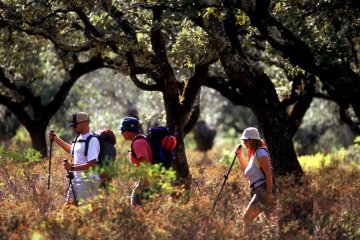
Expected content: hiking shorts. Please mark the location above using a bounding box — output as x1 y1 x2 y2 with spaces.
249 183 276 215
66 179 101 204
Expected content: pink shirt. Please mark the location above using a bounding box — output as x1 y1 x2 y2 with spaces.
129 137 153 167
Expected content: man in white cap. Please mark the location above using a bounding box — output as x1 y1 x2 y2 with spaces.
48 112 101 206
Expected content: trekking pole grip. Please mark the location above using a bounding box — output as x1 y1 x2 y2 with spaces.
49 130 55 142
63 159 68 170
64 159 69 172
64 159 69 170
64 159 74 179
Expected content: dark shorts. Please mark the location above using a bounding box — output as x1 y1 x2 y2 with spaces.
249 183 276 215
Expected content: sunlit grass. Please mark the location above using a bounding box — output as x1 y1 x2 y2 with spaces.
299 153 332 169
299 144 360 170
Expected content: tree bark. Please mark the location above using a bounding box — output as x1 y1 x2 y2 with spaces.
27 123 49 156
201 15 303 176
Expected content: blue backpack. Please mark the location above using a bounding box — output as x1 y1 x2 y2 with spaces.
130 126 176 169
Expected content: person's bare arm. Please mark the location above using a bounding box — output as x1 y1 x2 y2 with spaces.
258 156 273 193
49 131 71 153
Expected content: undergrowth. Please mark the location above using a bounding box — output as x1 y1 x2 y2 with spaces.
1 140 360 240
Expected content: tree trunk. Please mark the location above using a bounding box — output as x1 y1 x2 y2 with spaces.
202 15 303 176
172 129 190 182
255 105 302 176
27 123 48 157
164 92 191 186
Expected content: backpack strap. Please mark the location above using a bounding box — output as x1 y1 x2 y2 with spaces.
71 134 94 157
253 147 268 176
130 135 147 159
83 134 95 157
253 147 276 193
71 134 80 156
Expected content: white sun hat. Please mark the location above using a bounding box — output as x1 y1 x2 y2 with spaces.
240 127 261 140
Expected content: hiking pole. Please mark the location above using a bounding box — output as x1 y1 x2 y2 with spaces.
64 159 78 206
47 130 54 190
210 145 241 214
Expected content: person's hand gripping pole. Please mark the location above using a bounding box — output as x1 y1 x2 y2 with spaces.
64 159 78 206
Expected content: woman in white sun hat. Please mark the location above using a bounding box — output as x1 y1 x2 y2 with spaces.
235 127 275 235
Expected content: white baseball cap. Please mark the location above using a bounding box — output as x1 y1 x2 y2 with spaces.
240 127 261 140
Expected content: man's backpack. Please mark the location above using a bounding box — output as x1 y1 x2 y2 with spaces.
130 126 176 169
72 128 117 166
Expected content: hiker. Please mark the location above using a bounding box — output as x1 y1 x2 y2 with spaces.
118 116 153 205
235 127 275 235
48 112 101 205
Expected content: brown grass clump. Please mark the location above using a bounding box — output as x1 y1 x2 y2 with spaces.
1 146 360 240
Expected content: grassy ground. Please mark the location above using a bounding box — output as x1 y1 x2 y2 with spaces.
1 141 360 239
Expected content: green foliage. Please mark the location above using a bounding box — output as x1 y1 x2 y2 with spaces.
299 152 332 169
218 148 236 166
234 9 250 26
1 0 358 182
0 145 41 166
132 163 177 196
340 210 360 239
271 0 359 69
1 0 357 166
354 136 360 149
170 19 210 70
0 31 64 104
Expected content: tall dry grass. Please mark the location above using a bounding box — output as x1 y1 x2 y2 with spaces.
1 145 360 240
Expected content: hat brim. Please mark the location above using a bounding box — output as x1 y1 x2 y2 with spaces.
241 137 261 140
240 133 261 140
120 128 139 133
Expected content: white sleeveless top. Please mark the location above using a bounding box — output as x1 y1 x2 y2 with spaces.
244 148 268 187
